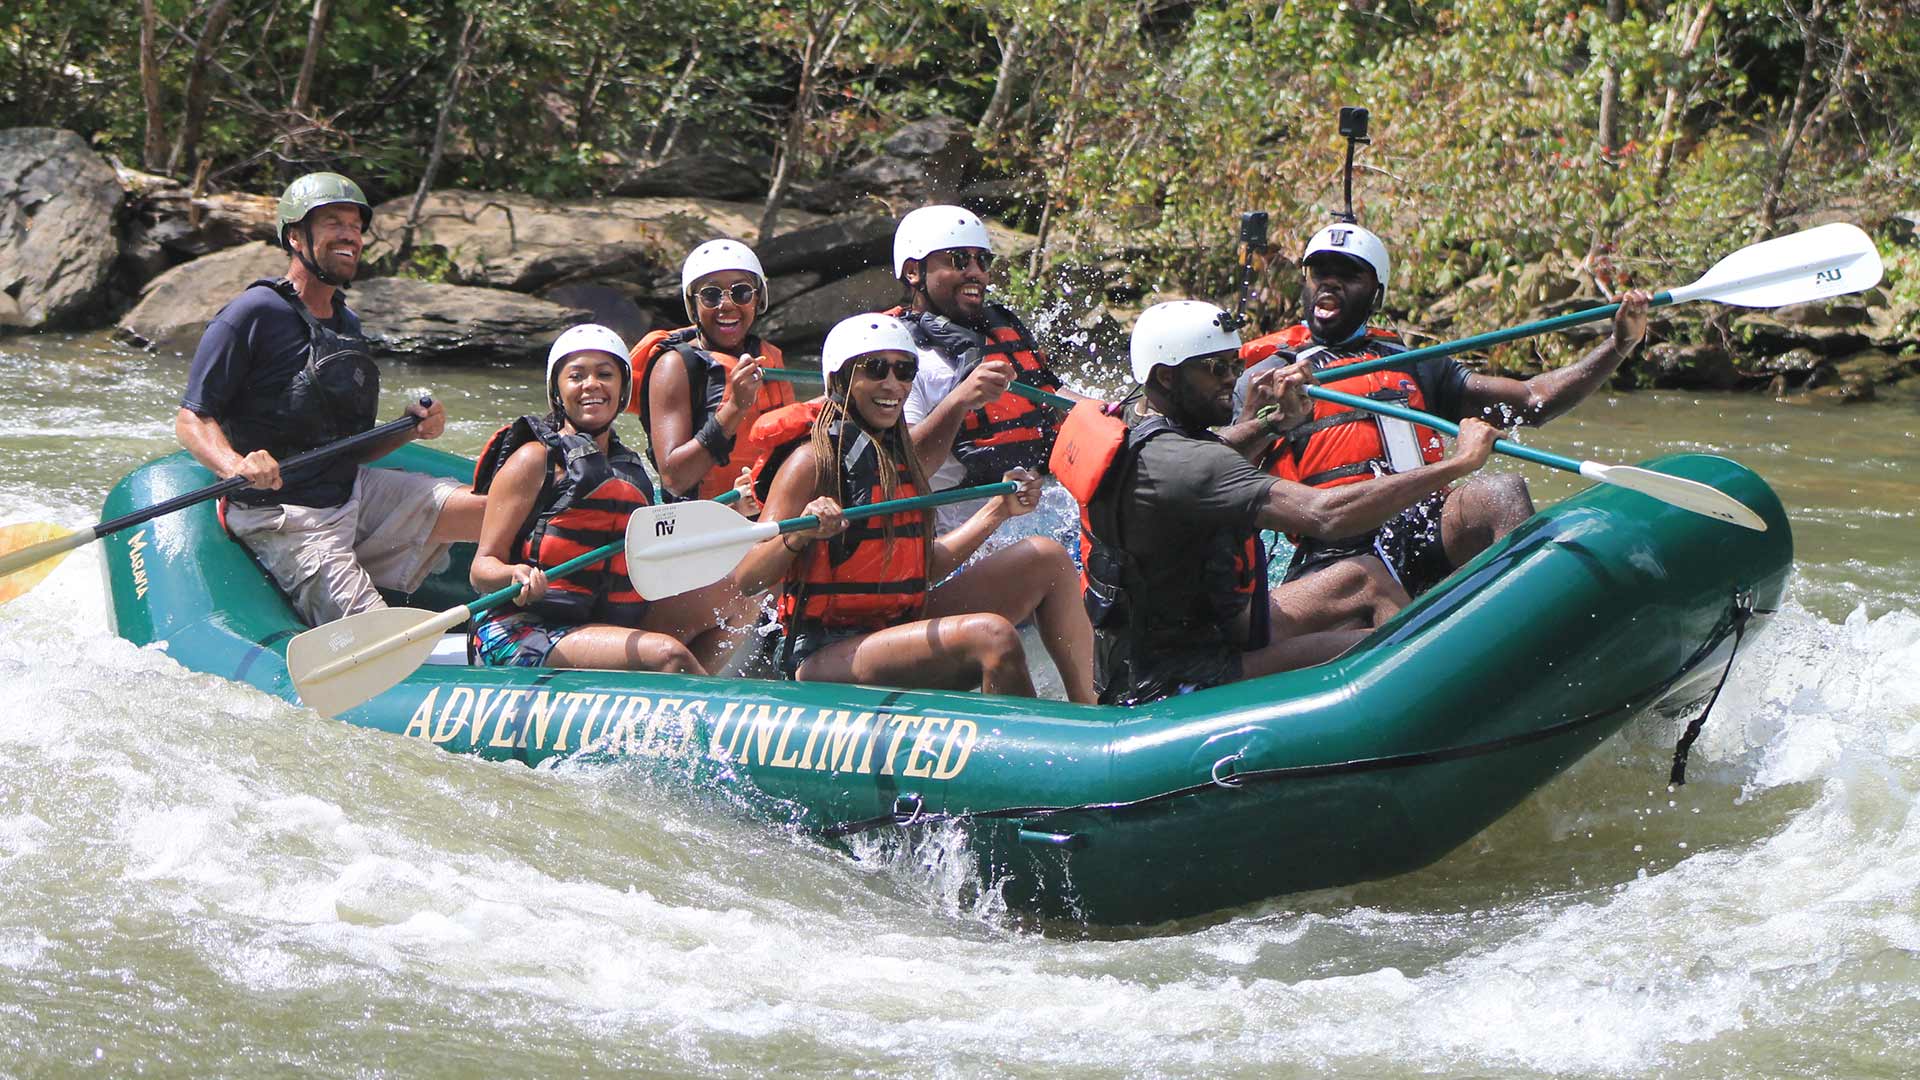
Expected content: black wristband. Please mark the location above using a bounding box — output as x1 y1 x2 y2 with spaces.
782 534 808 553
694 414 735 466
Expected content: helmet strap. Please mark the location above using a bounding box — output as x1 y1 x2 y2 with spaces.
293 221 351 289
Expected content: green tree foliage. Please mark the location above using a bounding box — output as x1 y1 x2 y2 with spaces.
7 0 1913 362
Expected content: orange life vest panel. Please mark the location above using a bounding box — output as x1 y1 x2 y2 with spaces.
472 415 655 626
746 398 827 504
1252 324 1446 490
897 303 1065 484
629 326 797 502
757 415 928 633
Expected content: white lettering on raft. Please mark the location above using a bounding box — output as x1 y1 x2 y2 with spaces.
400 687 979 779
127 529 151 600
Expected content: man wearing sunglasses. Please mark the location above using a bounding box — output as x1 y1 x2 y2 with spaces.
892 205 1091 533
1235 222 1650 596
1079 300 1500 705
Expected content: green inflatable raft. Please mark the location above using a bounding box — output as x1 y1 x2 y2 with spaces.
100 444 1792 925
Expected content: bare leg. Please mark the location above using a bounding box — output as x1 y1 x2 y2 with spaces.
1441 473 1532 567
921 536 1097 704
429 487 489 544
796 614 1035 696
546 625 706 673
642 578 757 671
1239 628 1371 678
1271 554 1408 633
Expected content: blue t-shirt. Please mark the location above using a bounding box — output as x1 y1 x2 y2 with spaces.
181 284 366 508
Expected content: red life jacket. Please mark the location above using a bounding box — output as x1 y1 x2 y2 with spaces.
1249 324 1446 490
471 415 656 626
629 326 797 502
752 406 929 633
896 303 1065 484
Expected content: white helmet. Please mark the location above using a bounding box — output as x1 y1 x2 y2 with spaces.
893 205 993 280
680 239 766 322
1129 301 1243 384
1302 223 1391 295
547 323 633 413
822 313 919 379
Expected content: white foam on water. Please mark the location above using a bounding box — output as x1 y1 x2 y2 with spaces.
5 421 1920 1074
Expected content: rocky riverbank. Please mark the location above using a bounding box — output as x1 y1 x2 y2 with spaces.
4 125 1916 400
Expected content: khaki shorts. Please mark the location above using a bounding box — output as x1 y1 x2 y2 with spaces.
227 467 462 627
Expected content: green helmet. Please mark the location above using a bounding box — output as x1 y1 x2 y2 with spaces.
276 172 372 248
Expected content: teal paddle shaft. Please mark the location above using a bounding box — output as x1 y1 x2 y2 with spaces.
1304 385 1581 472
1296 296 1666 384
774 481 1018 536
762 367 1076 412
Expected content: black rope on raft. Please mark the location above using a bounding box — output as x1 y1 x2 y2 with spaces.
1669 590 1758 786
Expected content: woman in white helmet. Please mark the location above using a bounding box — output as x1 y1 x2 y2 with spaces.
733 313 1096 702
466 324 746 672
628 238 797 505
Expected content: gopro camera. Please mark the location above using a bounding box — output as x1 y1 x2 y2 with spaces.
1338 106 1370 141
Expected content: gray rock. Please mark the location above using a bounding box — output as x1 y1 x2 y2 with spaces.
756 267 902 347
1832 348 1920 385
116 240 585 363
1770 296 1872 329
757 212 895 277
0 128 122 329
363 190 819 291
1887 210 1918 247
352 278 589 363
537 281 654 345
801 116 980 211
1644 341 1744 390
765 271 822 308
1732 311 1871 356
611 154 767 201
117 241 290 352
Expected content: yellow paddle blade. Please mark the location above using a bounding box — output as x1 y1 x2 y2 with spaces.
0 523 87 605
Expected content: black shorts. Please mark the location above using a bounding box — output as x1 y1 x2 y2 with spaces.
1097 646 1244 707
1283 492 1455 597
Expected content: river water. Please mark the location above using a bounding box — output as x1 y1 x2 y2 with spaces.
2 329 1917 1077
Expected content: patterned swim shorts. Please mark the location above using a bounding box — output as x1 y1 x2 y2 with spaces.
471 612 579 667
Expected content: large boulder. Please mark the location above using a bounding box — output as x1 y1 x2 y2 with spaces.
116 240 584 362
755 267 902 347
537 281 654 345
610 154 767 202
362 191 820 291
353 278 588 363
0 128 122 330
801 116 980 210
117 241 289 352
757 211 896 277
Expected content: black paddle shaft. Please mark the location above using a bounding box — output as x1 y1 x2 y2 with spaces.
92 400 431 539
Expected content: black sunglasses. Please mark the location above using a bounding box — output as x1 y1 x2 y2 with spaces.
695 282 759 308
943 249 995 272
855 356 919 381
1186 349 1243 379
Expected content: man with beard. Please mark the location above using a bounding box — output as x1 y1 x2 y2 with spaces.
175 172 485 626
1080 300 1499 705
1236 223 1650 596
895 205 1091 533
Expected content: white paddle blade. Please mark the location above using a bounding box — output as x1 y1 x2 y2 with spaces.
289 606 462 717
1578 462 1768 532
1675 222 1883 308
625 501 779 600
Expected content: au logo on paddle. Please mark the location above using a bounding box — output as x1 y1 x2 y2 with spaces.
655 517 675 537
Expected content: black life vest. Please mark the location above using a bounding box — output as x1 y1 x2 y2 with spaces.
471 415 656 627
218 277 381 506
899 303 1065 485
1073 412 1268 704
629 326 797 502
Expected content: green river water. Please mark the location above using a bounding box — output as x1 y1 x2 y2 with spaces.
2 329 1917 1077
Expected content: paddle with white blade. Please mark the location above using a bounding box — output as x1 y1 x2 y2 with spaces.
0 406 429 606
626 481 1018 600
1299 221 1886 383
288 486 746 717
1306 386 1767 531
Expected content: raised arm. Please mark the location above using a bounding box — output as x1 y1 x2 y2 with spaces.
1458 290 1650 426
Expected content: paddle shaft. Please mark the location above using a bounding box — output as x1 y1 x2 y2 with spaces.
1295 295 1669 384
99 407 428 537
1304 385 1580 472
761 367 1076 411
636 482 1018 563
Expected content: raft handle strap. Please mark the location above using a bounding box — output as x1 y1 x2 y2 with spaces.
1210 753 1244 789
1668 589 1756 786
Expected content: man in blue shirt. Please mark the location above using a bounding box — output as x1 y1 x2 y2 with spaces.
175 172 485 626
